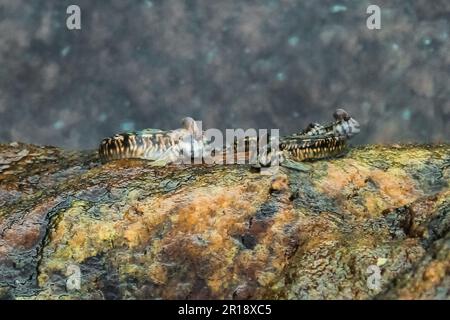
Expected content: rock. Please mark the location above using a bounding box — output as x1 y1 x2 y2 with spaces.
0 142 449 299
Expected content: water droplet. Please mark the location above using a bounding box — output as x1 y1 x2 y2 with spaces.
276 72 286 82
98 113 108 122
206 49 217 63
144 0 153 8
330 4 347 13
288 36 299 47
423 37 432 46
438 32 448 40
267 0 278 11
53 120 65 130
401 109 411 121
120 121 135 132
60 46 71 57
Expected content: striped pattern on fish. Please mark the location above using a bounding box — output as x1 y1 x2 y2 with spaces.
233 109 360 165
99 117 207 163
98 109 360 167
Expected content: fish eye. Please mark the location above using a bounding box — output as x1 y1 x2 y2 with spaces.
181 117 195 129
333 108 350 121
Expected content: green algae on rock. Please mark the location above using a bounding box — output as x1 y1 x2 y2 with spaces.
0 142 449 299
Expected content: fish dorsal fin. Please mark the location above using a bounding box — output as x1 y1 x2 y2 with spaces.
139 128 165 136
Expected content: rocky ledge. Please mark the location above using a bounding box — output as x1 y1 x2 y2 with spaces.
0 142 449 299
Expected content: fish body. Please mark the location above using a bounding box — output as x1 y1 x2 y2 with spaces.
235 109 360 165
99 117 209 164
99 109 360 167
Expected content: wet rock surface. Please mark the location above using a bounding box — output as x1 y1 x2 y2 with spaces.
0 142 449 299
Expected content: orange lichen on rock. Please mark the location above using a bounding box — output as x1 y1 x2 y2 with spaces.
395 257 449 300
317 160 423 217
270 174 290 193
155 183 270 297
368 168 422 207
317 160 370 195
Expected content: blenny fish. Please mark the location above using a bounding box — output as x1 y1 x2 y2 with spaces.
99 109 360 169
236 109 360 167
99 117 207 164
276 108 360 162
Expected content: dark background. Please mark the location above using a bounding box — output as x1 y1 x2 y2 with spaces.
0 0 449 150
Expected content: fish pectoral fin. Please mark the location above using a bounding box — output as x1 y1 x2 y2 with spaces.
149 159 170 167
281 159 311 172
149 150 180 166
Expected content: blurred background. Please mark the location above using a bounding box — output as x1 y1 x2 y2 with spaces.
0 0 448 150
